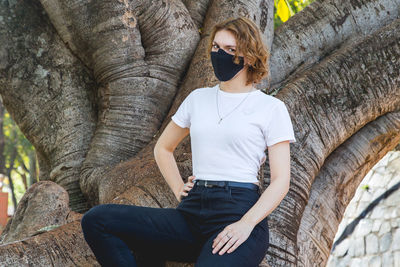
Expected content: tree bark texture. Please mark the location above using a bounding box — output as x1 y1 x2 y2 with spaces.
0 0 399 266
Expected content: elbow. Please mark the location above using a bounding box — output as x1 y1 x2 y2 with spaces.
154 140 162 154
154 144 162 157
271 175 290 194
153 143 161 158
154 143 173 157
284 183 290 195
280 182 290 198
284 177 291 193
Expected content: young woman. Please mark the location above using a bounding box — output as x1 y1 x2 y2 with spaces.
81 16 296 267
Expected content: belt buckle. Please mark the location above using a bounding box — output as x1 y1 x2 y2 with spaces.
204 181 213 188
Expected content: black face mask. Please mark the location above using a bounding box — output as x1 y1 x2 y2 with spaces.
210 49 244 81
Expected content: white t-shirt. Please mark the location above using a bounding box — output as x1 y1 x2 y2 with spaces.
171 83 296 184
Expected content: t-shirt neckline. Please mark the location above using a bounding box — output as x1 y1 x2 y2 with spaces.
216 84 260 98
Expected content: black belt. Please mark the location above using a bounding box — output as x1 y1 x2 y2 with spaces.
194 179 259 191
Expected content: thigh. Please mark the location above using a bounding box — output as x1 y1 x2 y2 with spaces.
195 221 269 267
82 203 202 262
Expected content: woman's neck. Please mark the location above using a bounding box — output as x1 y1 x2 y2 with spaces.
219 82 255 93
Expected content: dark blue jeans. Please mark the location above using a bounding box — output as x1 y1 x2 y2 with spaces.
81 182 269 267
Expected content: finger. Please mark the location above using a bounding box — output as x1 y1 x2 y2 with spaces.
214 235 231 254
212 231 226 248
227 238 242 254
188 176 196 182
213 229 231 247
219 237 238 255
184 186 193 193
212 235 230 254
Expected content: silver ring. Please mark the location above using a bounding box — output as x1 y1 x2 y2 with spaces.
226 233 232 238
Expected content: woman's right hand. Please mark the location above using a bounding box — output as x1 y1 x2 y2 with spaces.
178 175 196 202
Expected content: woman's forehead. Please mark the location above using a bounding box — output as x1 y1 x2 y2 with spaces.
213 30 236 47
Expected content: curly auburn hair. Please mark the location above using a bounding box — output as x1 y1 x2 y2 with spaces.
206 16 270 87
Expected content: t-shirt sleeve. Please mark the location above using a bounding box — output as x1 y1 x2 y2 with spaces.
263 101 296 147
171 91 194 128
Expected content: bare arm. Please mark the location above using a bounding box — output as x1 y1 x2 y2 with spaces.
240 140 291 226
154 120 190 201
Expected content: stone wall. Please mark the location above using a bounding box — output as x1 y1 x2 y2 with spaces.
327 151 400 267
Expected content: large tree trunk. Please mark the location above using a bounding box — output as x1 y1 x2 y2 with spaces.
0 0 399 266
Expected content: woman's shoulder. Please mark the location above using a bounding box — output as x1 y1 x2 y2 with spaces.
190 86 217 99
255 90 284 109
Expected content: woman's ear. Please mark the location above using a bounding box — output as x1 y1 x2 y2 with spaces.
242 55 248 65
244 57 253 67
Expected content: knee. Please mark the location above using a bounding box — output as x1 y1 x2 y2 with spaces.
81 204 109 231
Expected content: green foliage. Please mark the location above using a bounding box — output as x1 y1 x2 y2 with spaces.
3 112 34 169
2 110 37 209
360 184 370 191
274 0 316 29
9 175 27 204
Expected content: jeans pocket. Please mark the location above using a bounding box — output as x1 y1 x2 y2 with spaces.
180 192 191 202
179 184 198 202
228 187 260 206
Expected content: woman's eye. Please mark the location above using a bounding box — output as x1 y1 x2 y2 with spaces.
212 44 235 53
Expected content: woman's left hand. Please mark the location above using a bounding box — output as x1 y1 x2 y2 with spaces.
212 219 255 255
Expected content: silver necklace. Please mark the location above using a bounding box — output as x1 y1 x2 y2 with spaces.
216 85 254 124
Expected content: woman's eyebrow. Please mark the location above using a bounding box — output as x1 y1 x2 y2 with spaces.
212 41 236 48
